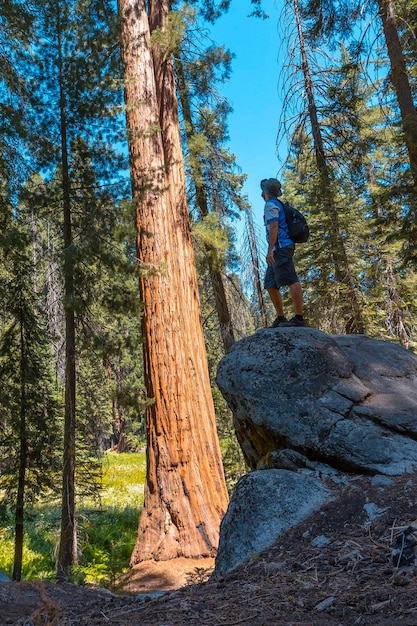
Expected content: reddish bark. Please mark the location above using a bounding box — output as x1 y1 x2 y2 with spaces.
117 0 229 562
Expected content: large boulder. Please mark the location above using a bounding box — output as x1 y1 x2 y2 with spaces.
213 469 330 577
216 328 417 476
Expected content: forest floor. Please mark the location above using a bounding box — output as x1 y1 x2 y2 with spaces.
1 472 417 626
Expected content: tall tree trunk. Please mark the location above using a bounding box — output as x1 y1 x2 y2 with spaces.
104 356 128 452
56 12 77 581
118 0 228 563
12 313 27 582
378 0 417 188
176 56 235 353
293 0 364 333
46 225 65 383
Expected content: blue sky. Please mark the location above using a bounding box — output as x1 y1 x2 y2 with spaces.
210 0 286 231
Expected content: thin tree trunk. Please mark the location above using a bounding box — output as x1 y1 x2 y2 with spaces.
46 223 65 383
246 208 268 328
104 356 128 452
118 0 228 563
385 261 409 348
12 311 27 582
176 56 235 352
210 269 235 352
56 12 77 581
378 0 417 187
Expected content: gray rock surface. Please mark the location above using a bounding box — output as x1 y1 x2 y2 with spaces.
213 469 329 577
216 328 417 475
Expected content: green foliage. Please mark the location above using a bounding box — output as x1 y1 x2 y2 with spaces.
0 227 62 506
100 452 146 508
0 452 145 586
71 507 139 587
0 502 63 580
212 386 247 494
72 452 146 588
193 213 231 266
279 44 417 347
151 5 196 55
180 0 231 24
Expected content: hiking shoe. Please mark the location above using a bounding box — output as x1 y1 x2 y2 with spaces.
271 317 288 328
279 316 306 327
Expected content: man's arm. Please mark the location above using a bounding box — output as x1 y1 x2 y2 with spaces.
266 220 278 266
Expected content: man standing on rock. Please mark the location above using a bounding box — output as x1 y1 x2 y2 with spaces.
261 177 305 327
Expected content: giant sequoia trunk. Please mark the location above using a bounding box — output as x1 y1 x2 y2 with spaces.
118 0 228 563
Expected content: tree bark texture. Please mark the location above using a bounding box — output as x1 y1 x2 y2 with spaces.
118 0 229 563
176 56 235 352
378 0 417 187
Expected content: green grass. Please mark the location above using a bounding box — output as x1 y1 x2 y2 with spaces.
0 451 146 587
100 451 146 508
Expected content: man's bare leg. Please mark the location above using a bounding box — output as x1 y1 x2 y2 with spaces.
267 287 284 316
289 281 303 316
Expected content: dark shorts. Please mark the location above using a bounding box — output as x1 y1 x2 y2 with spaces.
264 246 299 289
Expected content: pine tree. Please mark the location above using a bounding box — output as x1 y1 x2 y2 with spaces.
19 0 128 579
278 0 365 333
280 37 417 345
0 226 61 581
300 0 417 261
0 1 34 200
323 47 417 347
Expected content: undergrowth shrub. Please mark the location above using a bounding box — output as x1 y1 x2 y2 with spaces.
0 452 145 587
